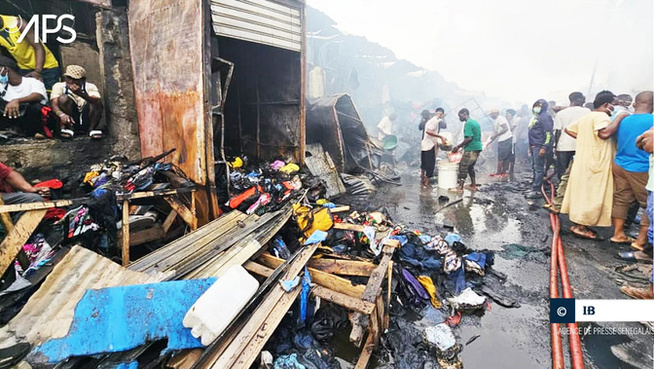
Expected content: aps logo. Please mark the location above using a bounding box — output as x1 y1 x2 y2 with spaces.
6 14 76 44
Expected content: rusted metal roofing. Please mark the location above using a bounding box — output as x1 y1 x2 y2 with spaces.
0 246 166 348
210 0 303 52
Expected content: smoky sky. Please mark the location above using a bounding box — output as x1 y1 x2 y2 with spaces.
308 0 654 105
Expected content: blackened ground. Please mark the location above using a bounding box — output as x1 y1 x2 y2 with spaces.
343 158 654 369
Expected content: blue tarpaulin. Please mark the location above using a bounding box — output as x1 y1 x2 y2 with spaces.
34 278 216 363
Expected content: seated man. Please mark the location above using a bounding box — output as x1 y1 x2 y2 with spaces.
0 56 50 138
0 161 49 206
50 65 104 139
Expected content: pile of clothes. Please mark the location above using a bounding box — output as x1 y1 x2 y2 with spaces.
225 158 317 216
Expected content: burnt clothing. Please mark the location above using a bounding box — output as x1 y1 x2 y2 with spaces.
528 99 554 148
421 148 436 178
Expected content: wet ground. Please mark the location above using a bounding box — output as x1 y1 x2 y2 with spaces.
349 159 654 369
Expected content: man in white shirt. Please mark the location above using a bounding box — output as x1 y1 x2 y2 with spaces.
487 108 513 178
420 108 446 187
506 109 519 179
377 113 396 141
553 92 589 179
51 65 104 139
0 56 49 138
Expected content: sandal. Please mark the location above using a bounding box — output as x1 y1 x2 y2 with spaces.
542 204 560 215
89 130 103 139
630 242 647 252
610 236 636 245
570 226 604 241
60 128 74 139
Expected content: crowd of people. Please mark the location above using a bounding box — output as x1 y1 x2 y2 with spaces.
0 14 104 140
416 90 654 300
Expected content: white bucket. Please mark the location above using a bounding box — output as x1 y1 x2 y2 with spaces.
438 161 459 189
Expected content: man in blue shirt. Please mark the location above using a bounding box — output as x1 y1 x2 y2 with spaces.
610 91 654 250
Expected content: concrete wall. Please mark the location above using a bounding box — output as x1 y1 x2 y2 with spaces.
0 7 140 193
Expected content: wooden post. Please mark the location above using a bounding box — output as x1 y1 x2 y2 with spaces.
0 197 15 233
122 199 130 266
0 209 46 276
190 192 197 230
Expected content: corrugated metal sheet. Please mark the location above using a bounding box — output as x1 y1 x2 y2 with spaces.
0 246 166 348
211 0 302 52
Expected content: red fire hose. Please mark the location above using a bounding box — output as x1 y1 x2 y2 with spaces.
542 181 585 369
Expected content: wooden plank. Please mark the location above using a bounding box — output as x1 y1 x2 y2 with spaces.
168 349 203 369
258 253 365 299
349 245 394 347
207 243 319 368
329 205 350 213
0 200 73 214
116 188 195 201
122 199 130 266
0 209 46 276
333 223 366 232
311 286 374 315
244 261 374 315
308 258 376 277
230 287 301 368
165 196 197 230
162 210 178 234
118 225 165 247
354 330 375 369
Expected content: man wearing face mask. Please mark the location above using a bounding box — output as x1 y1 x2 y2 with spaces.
561 90 622 241
526 99 553 199
50 65 104 139
0 55 49 138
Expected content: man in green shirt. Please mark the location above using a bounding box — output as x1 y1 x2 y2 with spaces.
452 108 483 192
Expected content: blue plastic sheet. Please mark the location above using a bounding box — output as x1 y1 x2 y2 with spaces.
304 230 328 245
35 278 216 363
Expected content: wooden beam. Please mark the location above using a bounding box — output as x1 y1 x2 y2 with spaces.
244 261 374 315
168 349 203 369
0 209 46 276
122 199 130 267
333 223 366 232
349 245 394 347
311 286 374 315
118 225 165 247
116 188 194 201
329 205 350 213
165 196 197 230
0 200 73 214
307 258 376 277
354 330 375 369
257 253 365 299
162 210 178 234
207 243 319 368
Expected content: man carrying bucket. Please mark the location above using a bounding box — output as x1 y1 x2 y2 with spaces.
451 108 483 192
420 108 447 187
